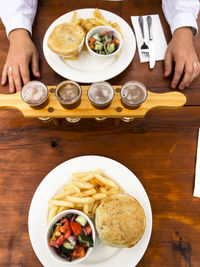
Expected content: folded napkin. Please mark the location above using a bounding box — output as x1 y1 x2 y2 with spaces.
194 129 200 197
131 14 167 63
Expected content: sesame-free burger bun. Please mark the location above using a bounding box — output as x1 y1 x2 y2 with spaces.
95 193 146 248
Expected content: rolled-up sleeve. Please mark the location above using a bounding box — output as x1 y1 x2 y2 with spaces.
0 0 38 37
162 0 200 35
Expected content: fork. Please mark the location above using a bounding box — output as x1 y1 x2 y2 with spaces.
138 16 149 56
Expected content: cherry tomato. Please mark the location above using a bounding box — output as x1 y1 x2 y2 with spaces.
85 225 92 235
70 222 83 236
64 229 72 239
89 44 94 50
89 37 96 44
55 234 65 246
113 37 120 46
71 246 86 258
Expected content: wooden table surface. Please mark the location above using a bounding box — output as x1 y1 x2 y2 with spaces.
0 0 200 266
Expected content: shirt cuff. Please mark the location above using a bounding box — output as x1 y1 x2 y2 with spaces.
170 12 198 35
4 14 33 37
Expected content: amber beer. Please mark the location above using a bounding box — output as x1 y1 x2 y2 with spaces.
55 81 82 109
21 81 49 109
87 82 114 109
120 81 147 109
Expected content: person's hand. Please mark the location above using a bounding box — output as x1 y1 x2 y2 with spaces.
1 29 40 93
164 27 200 90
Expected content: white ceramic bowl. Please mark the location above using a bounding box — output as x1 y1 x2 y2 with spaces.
45 209 95 265
86 26 123 58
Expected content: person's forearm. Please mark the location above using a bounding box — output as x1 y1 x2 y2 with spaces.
9 28 30 43
162 0 199 34
0 0 38 37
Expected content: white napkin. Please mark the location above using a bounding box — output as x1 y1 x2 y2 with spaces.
131 14 167 63
194 129 200 197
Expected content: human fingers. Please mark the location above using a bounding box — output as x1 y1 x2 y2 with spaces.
164 49 173 77
179 61 200 90
171 60 185 89
7 67 15 93
20 61 30 85
13 65 22 92
1 64 8 85
31 51 40 78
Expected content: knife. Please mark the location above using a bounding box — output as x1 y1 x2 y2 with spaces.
147 16 155 69
194 128 200 197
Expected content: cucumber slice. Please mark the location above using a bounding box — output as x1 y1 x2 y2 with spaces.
78 234 94 247
75 215 87 227
62 241 74 254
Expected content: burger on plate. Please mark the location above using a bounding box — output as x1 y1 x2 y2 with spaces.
95 193 146 248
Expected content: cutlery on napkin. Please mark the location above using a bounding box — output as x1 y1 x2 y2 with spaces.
131 14 167 64
194 128 200 197
147 15 155 69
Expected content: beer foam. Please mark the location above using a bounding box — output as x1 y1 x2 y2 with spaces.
22 82 47 104
88 83 114 104
121 82 146 105
58 84 79 103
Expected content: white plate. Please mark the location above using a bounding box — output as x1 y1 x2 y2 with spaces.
28 156 152 267
43 9 136 83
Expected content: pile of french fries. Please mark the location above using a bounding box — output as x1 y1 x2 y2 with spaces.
70 8 123 37
47 169 122 224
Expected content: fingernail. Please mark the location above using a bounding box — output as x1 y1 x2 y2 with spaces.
35 72 40 77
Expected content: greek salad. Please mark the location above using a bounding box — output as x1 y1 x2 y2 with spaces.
49 213 93 262
88 30 120 55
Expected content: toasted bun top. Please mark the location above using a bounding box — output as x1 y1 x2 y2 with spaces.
47 23 85 56
95 193 146 248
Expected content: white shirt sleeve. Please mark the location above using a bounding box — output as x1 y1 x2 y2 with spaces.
0 0 38 37
162 0 200 35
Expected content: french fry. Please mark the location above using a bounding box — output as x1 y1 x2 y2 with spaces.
52 191 68 200
47 168 122 222
94 174 118 188
66 196 95 203
74 188 96 197
70 11 77 24
72 180 94 189
83 203 89 214
72 171 92 178
112 22 123 38
74 203 84 208
62 183 74 191
72 174 94 182
62 187 78 195
92 200 100 218
94 8 107 23
57 206 67 214
92 193 107 200
47 205 58 225
49 200 75 208
108 187 121 192
99 187 109 195
74 18 83 26
72 185 81 193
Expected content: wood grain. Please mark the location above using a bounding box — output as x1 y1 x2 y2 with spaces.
0 1 200 267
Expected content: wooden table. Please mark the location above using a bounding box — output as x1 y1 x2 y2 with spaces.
0 0 200 266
